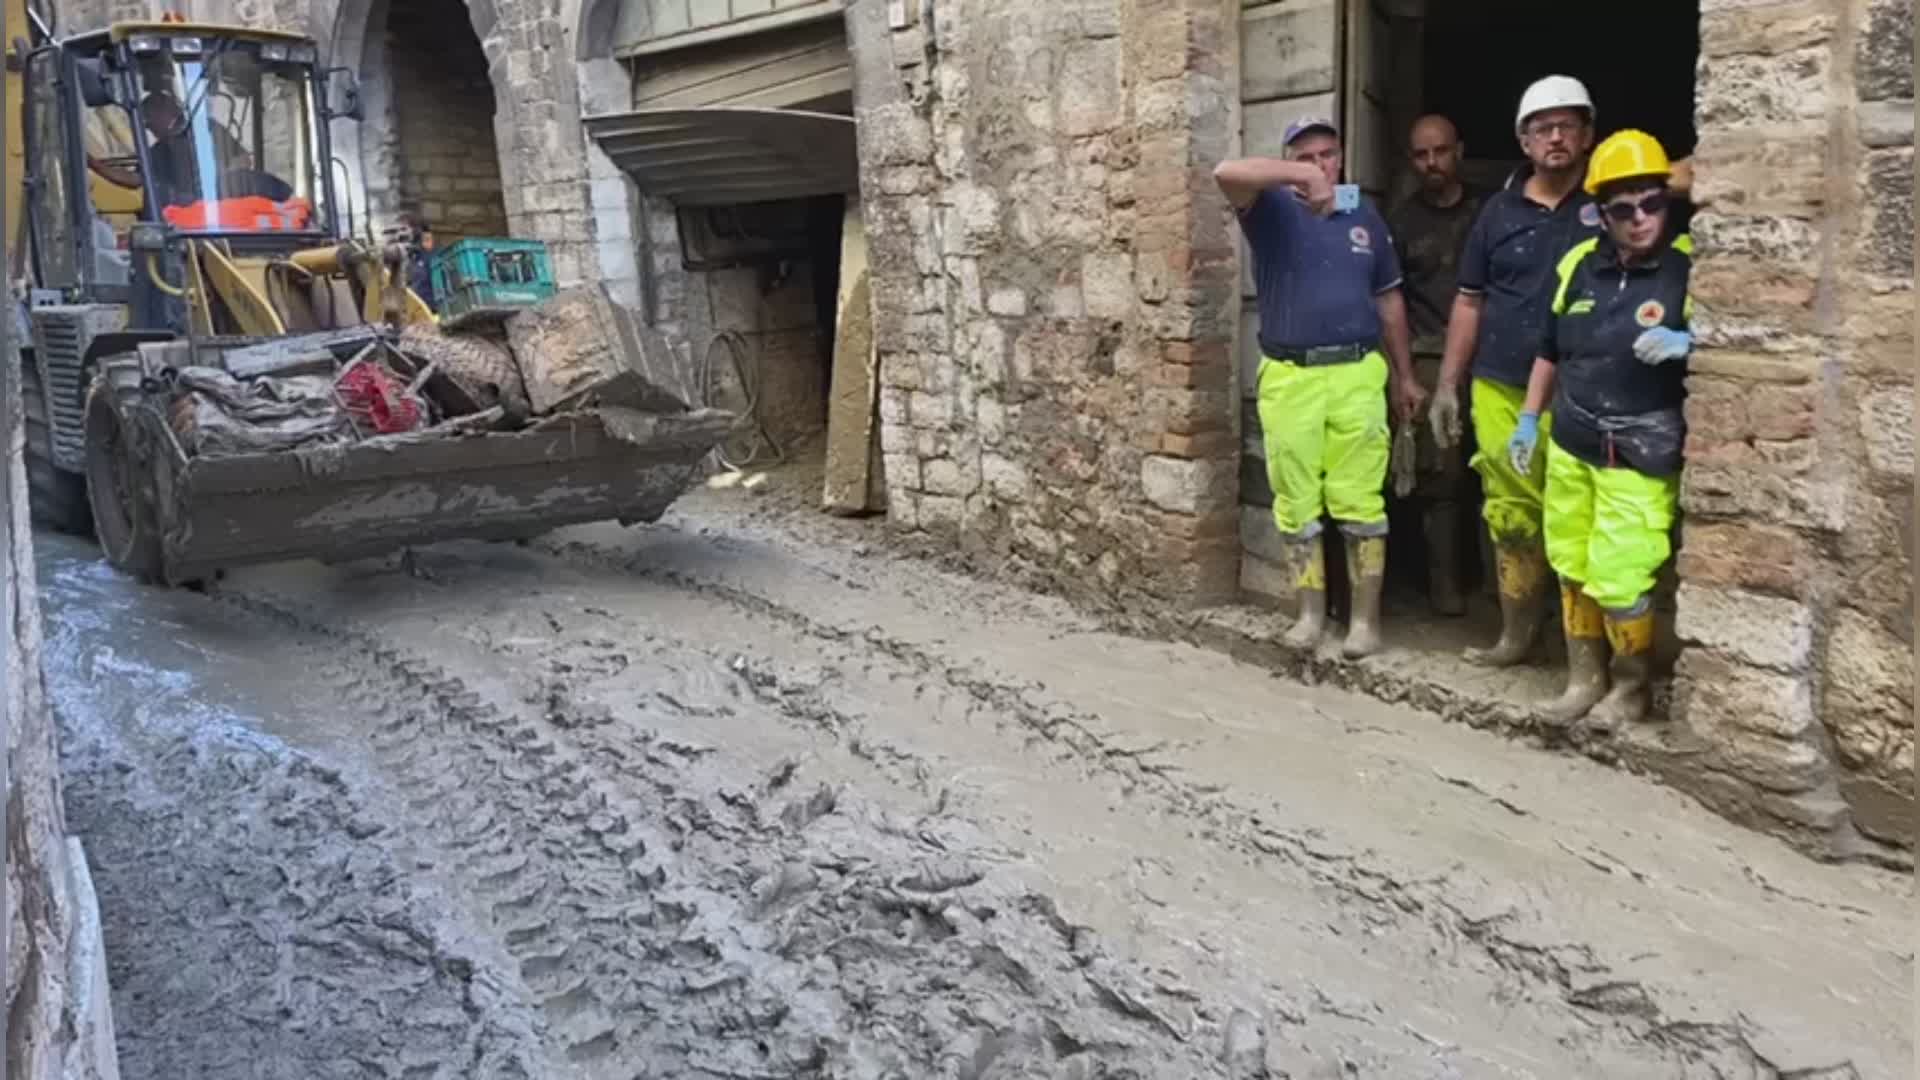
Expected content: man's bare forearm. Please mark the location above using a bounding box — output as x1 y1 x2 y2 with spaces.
1213 157 1321 209
1522 358 1555 414
1437 293 1483 391
1377 289 1415 384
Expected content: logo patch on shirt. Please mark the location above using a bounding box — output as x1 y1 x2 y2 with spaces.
1635 300 1667 328
1349 226 1372 251
1568 298 1595 315
1579 204 1602 228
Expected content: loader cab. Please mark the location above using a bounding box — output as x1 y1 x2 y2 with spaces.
20 22 349 326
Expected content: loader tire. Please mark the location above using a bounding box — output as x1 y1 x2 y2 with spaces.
21 356 93 535
400 324 530 425
83 366 163 584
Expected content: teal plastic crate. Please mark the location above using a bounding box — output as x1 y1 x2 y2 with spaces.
430 237 557 321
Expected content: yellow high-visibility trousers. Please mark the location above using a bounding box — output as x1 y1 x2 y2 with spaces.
1468 378 1552 544
1543 441 1679 612
1256 352 1390 537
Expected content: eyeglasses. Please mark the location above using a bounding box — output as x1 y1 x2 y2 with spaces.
1603 192 1670 222
1524 119 1585 139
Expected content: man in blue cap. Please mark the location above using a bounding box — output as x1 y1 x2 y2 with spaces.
1215 116 1423 659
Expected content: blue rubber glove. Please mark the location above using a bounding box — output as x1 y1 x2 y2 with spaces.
1633 327 1692 365
1507 411 1540 475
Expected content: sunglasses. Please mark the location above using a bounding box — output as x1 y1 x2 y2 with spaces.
1603 192 1670 222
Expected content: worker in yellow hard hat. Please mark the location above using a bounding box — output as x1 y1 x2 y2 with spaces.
1506 130 1693 728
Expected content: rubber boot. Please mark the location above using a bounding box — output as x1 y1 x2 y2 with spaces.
1282 536 1328 649
1464 541 1548 667
1341 533 1387 659
1589 603 1657 730
1424 502 1466 617
1541 582 1610 725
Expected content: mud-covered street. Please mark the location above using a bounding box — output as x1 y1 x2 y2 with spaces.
37 484 1912 1079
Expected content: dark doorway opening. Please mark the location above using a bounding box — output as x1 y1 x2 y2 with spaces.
1371 0 1702 625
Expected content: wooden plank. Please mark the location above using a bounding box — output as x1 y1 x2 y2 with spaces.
618 0 840 59
1239 0 1338 104
632 21 851 110
822 199 882 516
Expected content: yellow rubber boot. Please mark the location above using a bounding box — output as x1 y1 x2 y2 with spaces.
1590 602 1657 729
1465 541 1548 668
1541 582 1609 725
1342 533 1387 659
1282 536 1328 649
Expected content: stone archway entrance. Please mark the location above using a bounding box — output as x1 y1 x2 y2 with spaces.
327 0 507 243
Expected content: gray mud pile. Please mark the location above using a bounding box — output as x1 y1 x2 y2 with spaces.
42 543 1235 1079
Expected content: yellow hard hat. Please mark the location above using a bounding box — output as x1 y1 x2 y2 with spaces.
1585 129 1671 195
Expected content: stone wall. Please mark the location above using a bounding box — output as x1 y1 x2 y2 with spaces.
381 0 511 243
852 0 1242 604
1673 0 1914 853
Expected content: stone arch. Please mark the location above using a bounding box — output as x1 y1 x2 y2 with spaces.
324 0 508 243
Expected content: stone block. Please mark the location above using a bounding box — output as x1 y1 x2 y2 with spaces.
860 102 935 166
1160 430 1237 459
1154 388 1233 435
1859 99 1916 148
882 452 922 493
1681 463 1849 532
1082 253 1136 319
982 453 1029 501
1698 3 1834 58
1674 584 1814 672
1674 519 1810 597
987 288 1029 317
919 494 965 531
1696 47 1830 128
1240 548 1293 605
1675 654 1827 792
1824 609 1914 775
922 456 981 497
1132 6 1191 81
1692 213 1823 266
1860 385 1913 475
1141 455 1237 515
1057 38 1123 137
1858 148 1914 278
1839 773 1915 845
1856 0 1916 101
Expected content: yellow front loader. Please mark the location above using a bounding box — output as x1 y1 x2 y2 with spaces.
8 11 728 583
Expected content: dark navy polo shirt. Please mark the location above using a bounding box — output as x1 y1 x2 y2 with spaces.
1238 187 1403 357
1456 171 1604 387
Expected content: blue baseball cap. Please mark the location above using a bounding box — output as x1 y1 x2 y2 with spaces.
1283 116 1340 146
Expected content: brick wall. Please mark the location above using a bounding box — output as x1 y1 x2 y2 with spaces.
383 0 510 243
1672 0 1914 853
852 0 1242 604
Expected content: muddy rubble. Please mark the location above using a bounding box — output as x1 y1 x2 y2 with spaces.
36 499 1910 1079
45 543 1240 1079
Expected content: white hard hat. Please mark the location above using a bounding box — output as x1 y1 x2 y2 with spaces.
1515 75 1595 135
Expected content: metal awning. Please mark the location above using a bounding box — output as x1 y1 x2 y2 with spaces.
584 107 859 207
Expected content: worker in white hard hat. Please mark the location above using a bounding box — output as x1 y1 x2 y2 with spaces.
1423 74 1606 670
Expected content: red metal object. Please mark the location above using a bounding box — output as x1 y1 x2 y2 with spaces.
337 361 422 435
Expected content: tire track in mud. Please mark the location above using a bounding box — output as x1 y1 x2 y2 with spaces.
529 533 1804 1078
41 564 553 1080
214 581 1242 1079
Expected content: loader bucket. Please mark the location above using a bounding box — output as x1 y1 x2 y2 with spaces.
149 407 734 584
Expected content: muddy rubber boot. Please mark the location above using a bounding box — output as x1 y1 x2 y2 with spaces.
1589 604 1657 730
1541 583 1610 725
1282 536 1329 649
1464 541 1548 667
1424 502 1466 617
1341 534 1387 659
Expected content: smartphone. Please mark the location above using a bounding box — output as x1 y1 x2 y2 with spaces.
1334 184 1361 213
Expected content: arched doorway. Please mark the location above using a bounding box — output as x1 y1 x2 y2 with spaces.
329 0 508 244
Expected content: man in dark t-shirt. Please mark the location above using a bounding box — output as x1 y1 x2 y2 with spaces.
1215 117 1423 660
1386 115 1486 616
